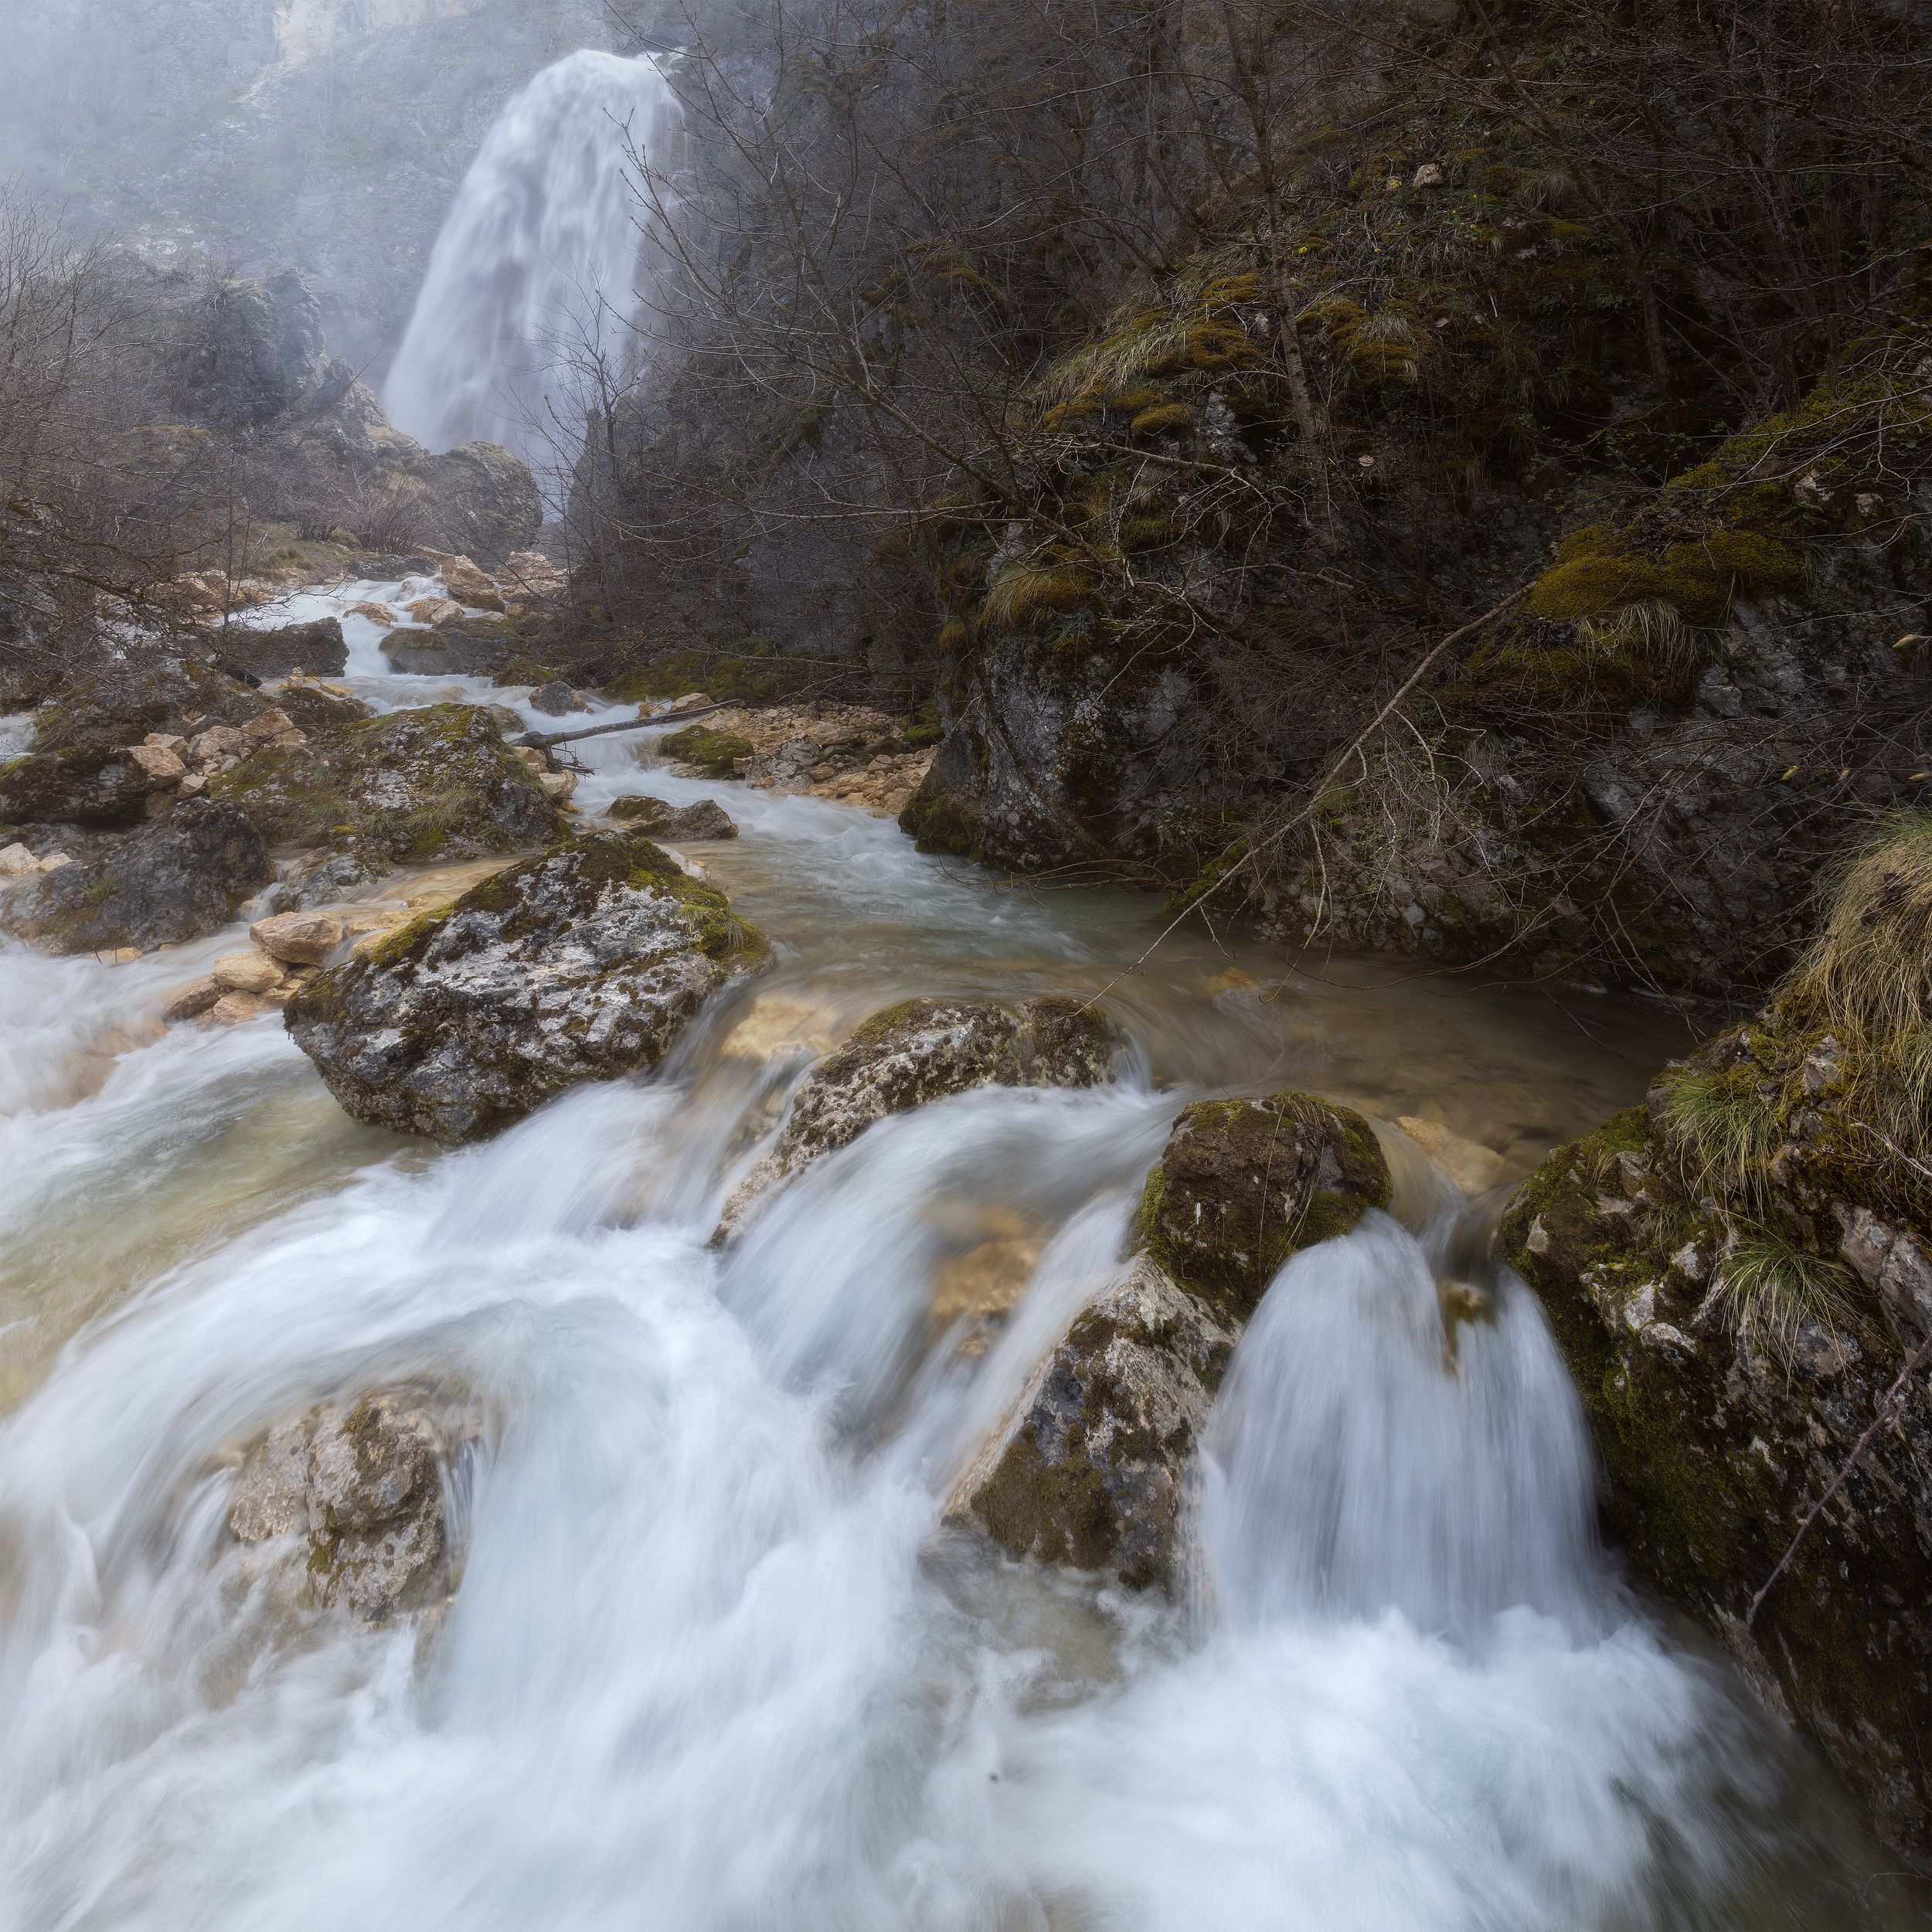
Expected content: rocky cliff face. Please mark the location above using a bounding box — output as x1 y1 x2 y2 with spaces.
1502 815 1932 1865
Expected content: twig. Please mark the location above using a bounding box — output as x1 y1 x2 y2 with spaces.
1746 1324 1932 1628
519 699 740 751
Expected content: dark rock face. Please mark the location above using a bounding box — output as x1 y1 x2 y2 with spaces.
1 798 270 953
1136 1092 1394 1324
607 795 739 841
285 829 768 1143
0 747 155 828
275 685 376 732
716 995 1119 1239
1505 1097 1932 1866
223 617 349 682
27 653 270 757
954 1089 1391 1592
227 1389 454 1624
961 1255 1238 1589
529 680 588 716
207 702 563 869
172 272 335 431
379 624 515 677
403 442 542 567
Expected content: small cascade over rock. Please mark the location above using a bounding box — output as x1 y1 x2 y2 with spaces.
383 50 682 485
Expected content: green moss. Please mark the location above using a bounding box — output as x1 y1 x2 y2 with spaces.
1129 402 1195 439
898 768 984 857
658 726 754 777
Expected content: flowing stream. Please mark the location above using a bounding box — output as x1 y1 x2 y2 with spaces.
0 590 1923 1928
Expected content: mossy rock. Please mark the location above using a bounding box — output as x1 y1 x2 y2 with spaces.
0 747 154 829
898 765 984 858
208 702 563 867
658 725 754 777
1135 1091 1392 1323
285 828 768 1143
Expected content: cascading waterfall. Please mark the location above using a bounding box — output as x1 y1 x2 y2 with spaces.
382 51 681 486
0 603 1914 1930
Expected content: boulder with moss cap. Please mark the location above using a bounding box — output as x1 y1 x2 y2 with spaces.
953 1088 1390 1591
285 827 768 1142
1501 811 1932 1869
715 995 1119 1240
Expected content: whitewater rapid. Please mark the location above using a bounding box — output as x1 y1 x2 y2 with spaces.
0 599 1916 1929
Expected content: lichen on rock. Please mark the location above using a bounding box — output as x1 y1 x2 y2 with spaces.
285 827 769 1142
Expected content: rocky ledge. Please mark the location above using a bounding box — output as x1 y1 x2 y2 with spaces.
286 828 768 1143
1501 813 1932 1866
652 698 937 816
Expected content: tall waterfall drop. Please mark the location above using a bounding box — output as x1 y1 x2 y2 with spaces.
383 50 680 485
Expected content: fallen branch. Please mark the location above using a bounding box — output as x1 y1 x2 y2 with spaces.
519 699 739 751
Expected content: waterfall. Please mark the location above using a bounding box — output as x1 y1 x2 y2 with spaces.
382 51 681 488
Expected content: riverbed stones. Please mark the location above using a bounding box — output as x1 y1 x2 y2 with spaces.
285 827 769 1142
716 995 1119 1240
0 798 271 953
607 795 739 840
952 1087 1391 1593
227 1390 451 1624
213 948 286 995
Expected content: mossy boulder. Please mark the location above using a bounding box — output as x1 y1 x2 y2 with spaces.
954 1088 1389 1592
607 795 739 840
1135 1091 1393 1323
0 798 271 953
27 655 270 757
715 995 1119 1239
0 747 157 828
1503 1089 1932 1866
222 617 348 682
957 1255 1238 1589
659 724 754 777
208 702 563 872
275 684 376 732
285 828 768 1143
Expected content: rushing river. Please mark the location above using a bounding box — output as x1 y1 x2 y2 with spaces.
0 587 1922 1929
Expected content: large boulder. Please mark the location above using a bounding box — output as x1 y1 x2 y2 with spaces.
952 1088 1391 1592
607 795 739 841
379 622 515 677
284 828 769 1143
1135 1091 1394 1324
222 617 349 682
0 798 270 953
402 442 542 568
716 995 1119 1239
227 1389 453 1624
27 651 270 757
171 272 335 431
957 1255 1239 1589
0 746 156 828
207 702 564 883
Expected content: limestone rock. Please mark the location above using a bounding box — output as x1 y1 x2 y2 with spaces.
607 795 739 841
213 949 286 995
348 600 397 628
716 995 1118 1240
430 553 505 611
284 828 769 1143
404 595 464 627
207 702 563 872
227 1390 452 1624
1 799 271 954
161 975 222 1021
0 747 156 828
953 1255 1237 1590
1136 1091 1393 1323
250 909 344 964
223 616 349 682
0 843 41 878
128 743 188 784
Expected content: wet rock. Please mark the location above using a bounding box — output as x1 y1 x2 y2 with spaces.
212 949 286 995
1135 1091 1393 1324
529 680 588 716
161 975 222 1021
379 624 513 677
251 909 344 964
429 553 505 611
222 616 349 682
0 747 157 828
207 702 563 872
285 828 769 1142
953 1088 1389 1592
227 1390 451 1624
607 795 739 841
274 683 376 732
404 595 464 628
1 798 271 954
26 652 269 759
716 995 1118 1240
953 1255 1237 1590
348 600 397 628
